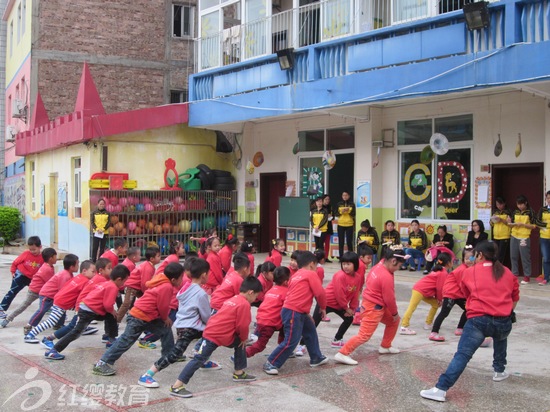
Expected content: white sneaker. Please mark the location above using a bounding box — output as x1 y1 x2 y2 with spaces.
294 345 307 357
420 387 446 402
400 327 416 335
423 323 432 330
246 333 258 346
493 371 509 382
334 352 358 365
378 346 400 354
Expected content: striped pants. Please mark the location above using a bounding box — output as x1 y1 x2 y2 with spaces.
28 305 66 338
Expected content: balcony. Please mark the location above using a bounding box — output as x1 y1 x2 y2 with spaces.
195 0 501 71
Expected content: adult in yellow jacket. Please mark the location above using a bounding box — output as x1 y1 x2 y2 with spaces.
311 197 329 251
535 191 550 285
490 196 512 266
91 198 111 262
509 195 536 284
336 192 355 259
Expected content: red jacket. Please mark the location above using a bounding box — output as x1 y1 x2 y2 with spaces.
288 265 298 277
362 264 398 315
265 250 282 267
210 271 245 310
130 274 173 322
461 262 520 319
100 249 119 269
11 250 43 279
256 285 288 328
413 270 447 302
53 274 90 310
124 261 155 292
39 270 74 299
203 294 251 346
204 251 223 291
316 265 325 283
218 245 233 274
283 269 326 314
246 252 255 275
29 264 54 294
325 270 364 311
121 258 136 273
82 281 119 316
442 264 468 300
255 274 274 303
357 260 366 279
155 254 180 276
77 274 108 304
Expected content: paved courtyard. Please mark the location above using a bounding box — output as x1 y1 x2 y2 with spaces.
0 252 549 411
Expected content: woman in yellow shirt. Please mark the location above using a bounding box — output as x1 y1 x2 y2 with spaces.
311 197 329 251
336 191 355 259
509 195 536 284
536 191 550 285
490 197 512 266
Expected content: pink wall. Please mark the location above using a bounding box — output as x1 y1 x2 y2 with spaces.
5 57 32 167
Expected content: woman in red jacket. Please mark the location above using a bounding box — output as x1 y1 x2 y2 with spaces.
421 241 520 403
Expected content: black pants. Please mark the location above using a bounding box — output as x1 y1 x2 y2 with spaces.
494 239 510 266
431 298 467 333
314 232 327 251
313 304 353 341
91 235 108 262
54 310 117 353
338 225 354 256
154 327 203 371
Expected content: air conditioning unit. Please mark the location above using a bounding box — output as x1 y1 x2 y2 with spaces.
12 98 27 119
6 125 17 143
372 140 384 147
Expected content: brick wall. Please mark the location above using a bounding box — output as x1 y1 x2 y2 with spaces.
34 0 194 112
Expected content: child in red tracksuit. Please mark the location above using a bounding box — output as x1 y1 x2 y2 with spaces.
352 244 374 325
100 238 128 269
265 238 285 267
24 260 96 344
246 267 290 358
400 252 454 335
92 263 185 376
264 251 328 375
219 235 239 274
1 248 57 328
117 246 161 322
121 247 141 273
24 254 79 333
252 261 275 307
0 236 43 317
169 276 263 398
203 237 223 294
240 240 255 275
429 247 475 341
287 250 301 277
210 253 251 311
312 251 364 348
44 265 130 360
334 248 405 365
155 240 185 275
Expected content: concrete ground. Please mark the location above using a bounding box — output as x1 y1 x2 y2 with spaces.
0 251 549 411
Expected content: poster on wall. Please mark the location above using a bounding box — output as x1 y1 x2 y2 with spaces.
57 182 68 217
356 180 371 208
40 184 45 215
474 176 491 209
301 167 324 200
3 174 25 213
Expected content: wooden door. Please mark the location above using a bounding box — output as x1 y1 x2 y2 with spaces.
492 163 544 276
260 172 287 253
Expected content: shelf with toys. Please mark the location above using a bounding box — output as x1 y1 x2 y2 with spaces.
89 189 237 257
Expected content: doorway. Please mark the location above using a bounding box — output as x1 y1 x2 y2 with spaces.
260 172 287 253
492 163 544 276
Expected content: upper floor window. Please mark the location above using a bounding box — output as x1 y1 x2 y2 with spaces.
30 161 36 212
22 0 26 36
9 21 13 56
170 90 189 103
173 4 195 37
17 4 21 43
73 157 82 218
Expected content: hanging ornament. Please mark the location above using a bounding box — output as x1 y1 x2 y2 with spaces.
515 133 522 158
246 160 255 174
322 150 336 170
494 134 502 157
253 151 264 167
292 142 300 155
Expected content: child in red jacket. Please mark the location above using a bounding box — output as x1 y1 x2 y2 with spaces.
117 246 161 323
1 248 56 328
251 261 275 307
155 240 185 275
100 238 128 269
400 252 453 335
121 247 141 273
44 265 130 360
265 238 285 267
312 251 364 347
92 263 184 376
203 237 223 294
210 253 251 311
219 235 239 274
169 276 262 398
0 236 43 317
246 267 290 358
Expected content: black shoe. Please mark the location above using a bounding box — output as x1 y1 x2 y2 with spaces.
325 259 332 263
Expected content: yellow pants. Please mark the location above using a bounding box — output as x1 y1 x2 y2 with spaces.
401 290 439 327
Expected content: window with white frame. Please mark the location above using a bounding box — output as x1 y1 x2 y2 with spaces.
73 157 82 218
173 4 195 37
21 0 26 36
30 161 36 212
17 4 21 43
9 21 13 56
398 114 473 221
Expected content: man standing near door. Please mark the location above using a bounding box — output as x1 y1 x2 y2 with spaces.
336 191 355 259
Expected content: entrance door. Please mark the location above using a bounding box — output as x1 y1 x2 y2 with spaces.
492 163 543 276
260 172 287 253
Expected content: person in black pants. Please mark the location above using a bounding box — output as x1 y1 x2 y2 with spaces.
336 192 355 258
311 197 329 251
91 198 111 262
